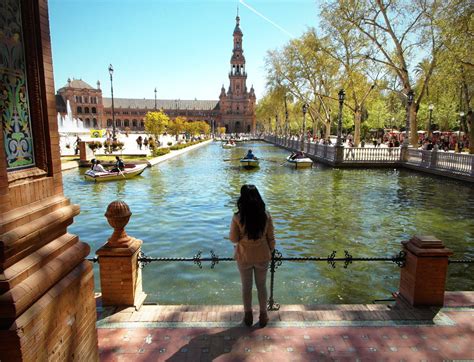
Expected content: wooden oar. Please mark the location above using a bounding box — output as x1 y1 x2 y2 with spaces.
223 158 241 161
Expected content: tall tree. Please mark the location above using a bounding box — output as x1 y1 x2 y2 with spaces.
330 0 443 146
320 8 379 145
265 30 341 138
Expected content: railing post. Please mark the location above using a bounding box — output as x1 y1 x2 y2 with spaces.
97 201 147 309
334 145 344 165
430 147 438 169
398 236 452 307
400 144 408 162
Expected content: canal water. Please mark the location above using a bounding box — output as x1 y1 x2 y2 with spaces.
63 141 474 305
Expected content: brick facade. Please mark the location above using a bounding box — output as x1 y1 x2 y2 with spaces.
0 0 98 360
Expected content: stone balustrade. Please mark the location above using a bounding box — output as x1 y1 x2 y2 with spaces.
266 136 473 181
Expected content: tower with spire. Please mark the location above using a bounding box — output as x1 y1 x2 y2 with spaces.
218 12 256 133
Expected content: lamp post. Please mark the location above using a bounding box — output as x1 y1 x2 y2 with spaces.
284 94 289 138
459 111 465 152
275 114 280 137
428 104 434 139
154 87 157 110
337 89 345 146
403 90 414 146
108 64 116 141
302 103 308 151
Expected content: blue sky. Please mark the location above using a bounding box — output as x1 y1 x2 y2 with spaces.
49 0 320 101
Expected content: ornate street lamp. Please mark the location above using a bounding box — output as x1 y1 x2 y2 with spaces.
284 94 289 138
428 104 434 139
403 90 415 146
337 89 345 146
403 89 415 147
459 111 465 152
154 87 157 110
302 103 308 151
108 64 116 141
275 114 280 137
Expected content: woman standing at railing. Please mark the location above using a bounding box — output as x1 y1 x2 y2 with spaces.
229 184 276 328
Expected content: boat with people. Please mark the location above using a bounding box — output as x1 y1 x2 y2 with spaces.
240 158 259 169
222 141 237 149
84 163 147 182
286 151 313 168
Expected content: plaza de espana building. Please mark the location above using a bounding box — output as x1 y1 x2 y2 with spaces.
55 15 256 134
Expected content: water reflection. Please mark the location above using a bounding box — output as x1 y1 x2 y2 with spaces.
63 142 474 304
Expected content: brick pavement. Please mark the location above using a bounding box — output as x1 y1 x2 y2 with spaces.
97 292 474 361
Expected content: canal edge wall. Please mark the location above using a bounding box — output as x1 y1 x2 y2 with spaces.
60 140 213 171
147 139 213 167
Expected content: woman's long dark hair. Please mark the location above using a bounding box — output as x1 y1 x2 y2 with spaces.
237 184 267 239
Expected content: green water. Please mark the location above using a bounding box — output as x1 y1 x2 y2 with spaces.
63 141 474 305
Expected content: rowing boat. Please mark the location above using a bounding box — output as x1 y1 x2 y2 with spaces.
286 155 313 168
222 143 237 149
84 164 147 182
240 158 259 169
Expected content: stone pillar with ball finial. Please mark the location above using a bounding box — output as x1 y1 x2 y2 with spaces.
96 201 147 308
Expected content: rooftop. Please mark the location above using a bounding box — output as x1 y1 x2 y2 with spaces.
102 97 219 111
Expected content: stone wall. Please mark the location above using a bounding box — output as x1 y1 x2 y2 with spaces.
0 1 98 360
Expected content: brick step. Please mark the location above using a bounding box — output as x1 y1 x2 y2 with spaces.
0 194 71 234
1 203 80 269
0 240 90 321
0 233 78 292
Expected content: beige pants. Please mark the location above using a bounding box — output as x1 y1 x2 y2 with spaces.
237 262 269 313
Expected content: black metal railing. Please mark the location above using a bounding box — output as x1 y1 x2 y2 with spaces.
136 248 407 311
86 249 473 311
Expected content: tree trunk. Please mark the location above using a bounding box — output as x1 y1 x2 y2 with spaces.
324 120 331 139
409 104 418 147
354 109 362 146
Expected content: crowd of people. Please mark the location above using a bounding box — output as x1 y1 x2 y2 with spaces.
286 131 470 152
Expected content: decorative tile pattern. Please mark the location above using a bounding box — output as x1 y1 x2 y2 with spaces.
0 0 35 170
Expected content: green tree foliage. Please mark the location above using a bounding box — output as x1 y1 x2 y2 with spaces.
144 111 169 141
168 116 187 140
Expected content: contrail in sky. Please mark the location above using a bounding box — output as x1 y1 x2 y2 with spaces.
239 0 295 38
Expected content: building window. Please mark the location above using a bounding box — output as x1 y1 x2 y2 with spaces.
132 120 137 128
93 118 98 128
75 95 82 103
122 111 129 115
84 107 89 113
107 119 113 127
91 107 97 114
85 118 90 128
140 121 144 128
83 96 89 103
77 106 82 113
124 119 130 127
116 119 122 127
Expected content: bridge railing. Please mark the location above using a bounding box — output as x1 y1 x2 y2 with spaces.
266 136 473 178
343 147 400 163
